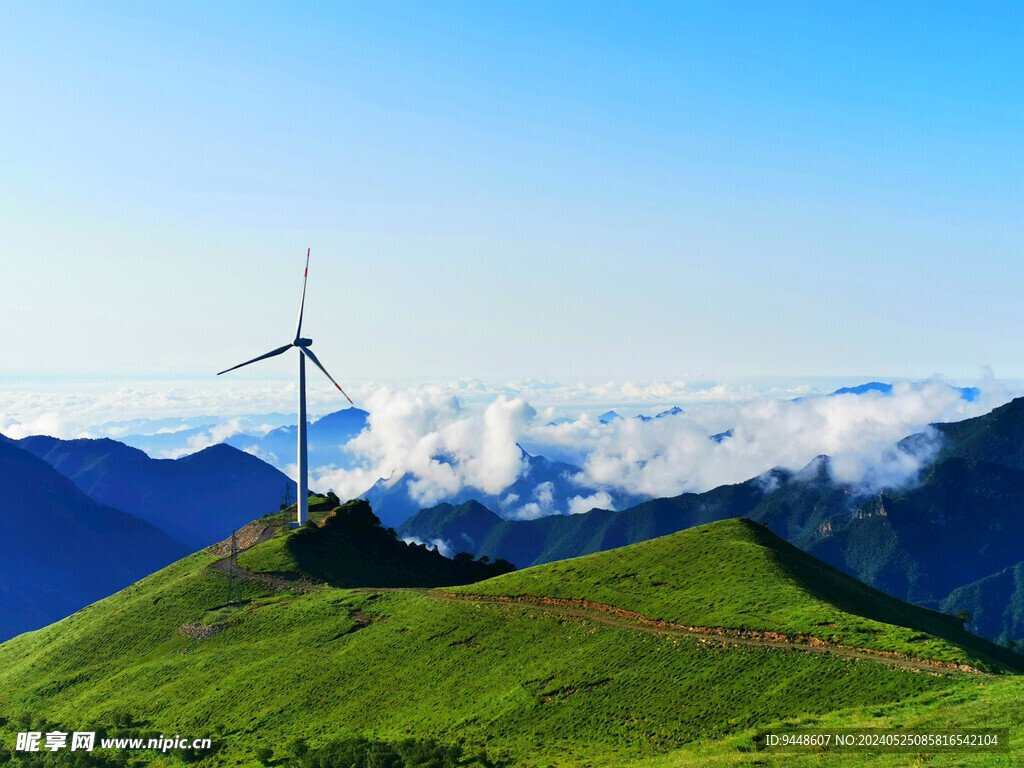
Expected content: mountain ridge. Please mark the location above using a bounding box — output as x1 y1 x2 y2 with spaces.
0 438 190 641
17 435 294 548
366 446 644 530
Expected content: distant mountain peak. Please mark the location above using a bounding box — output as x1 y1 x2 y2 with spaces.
0 439 189 641
792 454 833 482
17 434 292 549
831 382 893 396
187 442 240 456
710 429 733 443
829 381 978 402
656 406 684 418
312 406 370 428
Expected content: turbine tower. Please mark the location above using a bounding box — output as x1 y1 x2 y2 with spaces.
217 249 351 527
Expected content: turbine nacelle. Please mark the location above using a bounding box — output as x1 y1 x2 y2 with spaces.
294 338 312 347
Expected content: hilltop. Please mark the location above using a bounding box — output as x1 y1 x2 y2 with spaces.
0 512 1020 767
448 518 1019 672
237 497 515 587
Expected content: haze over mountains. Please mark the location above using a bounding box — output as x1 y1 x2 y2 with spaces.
11 378 994 501
70 378 998 521
224 407 369 471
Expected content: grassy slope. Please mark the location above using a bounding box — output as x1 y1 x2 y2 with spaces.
636 674 1024 767
0 519 1019 767
450 519 1020 672
236 534 299 572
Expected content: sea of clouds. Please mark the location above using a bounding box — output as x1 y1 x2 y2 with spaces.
311 376 1012 505
2 375 1017 513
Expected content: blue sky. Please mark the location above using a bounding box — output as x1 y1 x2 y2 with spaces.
2 1 1021 384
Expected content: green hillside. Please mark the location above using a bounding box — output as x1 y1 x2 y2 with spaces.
637 673 1024 767
449 518 1020 673
0 516 1020 767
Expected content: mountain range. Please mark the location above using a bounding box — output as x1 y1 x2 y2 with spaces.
398 467 792 568
15 435 294 549
367 446 645 530
4 387 1024 766
401 396 1024 646
0 438 189 640
828 380 980 400
224 407 369 470
4 385 1019 652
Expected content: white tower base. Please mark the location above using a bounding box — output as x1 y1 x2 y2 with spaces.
296 352 308 526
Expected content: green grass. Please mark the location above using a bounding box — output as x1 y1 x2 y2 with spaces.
0 518 1020 767
0 582 961 767
236 534 300 573
253 494 339 529
631 674 1024 767
449 518 1021 672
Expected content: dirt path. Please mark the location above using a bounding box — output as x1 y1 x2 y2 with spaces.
205 521 321 591
423 591 991 677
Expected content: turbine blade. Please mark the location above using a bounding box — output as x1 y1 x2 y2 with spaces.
217 344 292 375
294 248 310 339
300 346 353 404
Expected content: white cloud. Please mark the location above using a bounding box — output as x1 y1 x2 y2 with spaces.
4 375 1019 512
507 503 545 520
1 411 84 439
310 466 380 500
548 378 1010 497
0 379 360 441
336 387 535 506
828 427 943 492
155 418 250 459
401 536 454 558
503 481 559 520
186 418 245 454
154 424 192 435
568 491 615 515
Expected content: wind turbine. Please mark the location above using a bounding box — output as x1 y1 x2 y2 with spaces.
217 249 352 527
